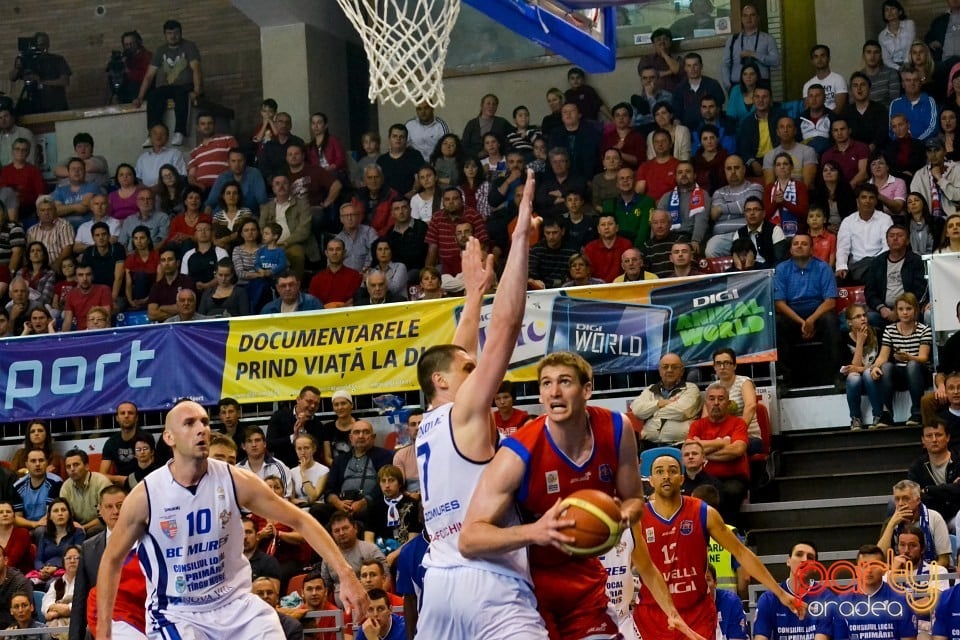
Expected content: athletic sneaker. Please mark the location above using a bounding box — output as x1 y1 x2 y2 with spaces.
850 418 863 431
171 132 184 146
906 415 921 426
870 412 892 429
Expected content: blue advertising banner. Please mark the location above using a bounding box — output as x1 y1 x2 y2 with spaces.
0 322 228 421
0 272 776 420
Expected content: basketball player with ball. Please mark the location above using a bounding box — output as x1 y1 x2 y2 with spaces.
634 451 803 640
461 352 703 640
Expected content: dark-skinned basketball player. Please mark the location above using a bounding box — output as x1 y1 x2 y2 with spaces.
634 451 804 640
461 351 704 640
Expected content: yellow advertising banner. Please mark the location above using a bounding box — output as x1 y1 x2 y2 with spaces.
220 299 461 401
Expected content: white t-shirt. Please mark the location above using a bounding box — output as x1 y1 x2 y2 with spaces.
290 462 330 506
803 72 848 111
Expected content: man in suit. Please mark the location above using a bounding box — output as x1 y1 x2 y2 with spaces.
69 485 126 640
265 385 324 468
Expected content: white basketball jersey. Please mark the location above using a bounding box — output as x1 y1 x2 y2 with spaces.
416 402 529 582
138 458 250 613
599 527 636 622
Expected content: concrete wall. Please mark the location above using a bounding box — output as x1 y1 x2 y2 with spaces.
376 48 728 144
0 0 262 140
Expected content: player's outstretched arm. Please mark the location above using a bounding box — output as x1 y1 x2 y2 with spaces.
452 236 495 355
452 170 536 424
615 413 645 524
707 506 805 618
459 446 574 558
630 532 707 640
95 483 149 640
232 466 369 616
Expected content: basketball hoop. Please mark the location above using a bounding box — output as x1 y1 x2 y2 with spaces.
336 0 461 108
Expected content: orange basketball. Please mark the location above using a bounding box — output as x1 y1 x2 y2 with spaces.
558 489 624 557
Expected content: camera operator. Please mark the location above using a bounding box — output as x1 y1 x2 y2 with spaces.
7 32 71 114
133 20 202 148
110 30 152 104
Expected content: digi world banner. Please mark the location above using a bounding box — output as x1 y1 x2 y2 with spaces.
0 271 775 420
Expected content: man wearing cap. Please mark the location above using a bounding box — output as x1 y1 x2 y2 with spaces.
0 99 34 166
910 137 960 218
321 389 358 465
266 385 324 468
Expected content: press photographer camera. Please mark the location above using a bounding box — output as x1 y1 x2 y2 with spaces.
106 50 127 100
7 32 71 115
16 37 41 79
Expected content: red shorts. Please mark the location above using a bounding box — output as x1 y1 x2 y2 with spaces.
534 562 619 640
633 599 717 640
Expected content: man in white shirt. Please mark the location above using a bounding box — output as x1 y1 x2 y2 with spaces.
404 102 449 162
836 183 894 284
135 123 186 187
802 44 848 113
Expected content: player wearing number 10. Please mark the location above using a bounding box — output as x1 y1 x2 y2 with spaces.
414 170 545 639
94 400 368 640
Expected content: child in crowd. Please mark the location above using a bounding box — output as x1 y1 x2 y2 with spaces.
564 191 597 249
352 131 382 188
529 138 548 174
51 256 77 317
807 205 836 269
410 165 440 224
252 98 278 145
564 66 612 122
430 133 465 187
505 106 541 162
248 222 287 309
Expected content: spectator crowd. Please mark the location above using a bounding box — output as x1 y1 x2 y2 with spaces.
2 1 960 638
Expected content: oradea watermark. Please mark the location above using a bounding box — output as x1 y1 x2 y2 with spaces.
791 550 941 616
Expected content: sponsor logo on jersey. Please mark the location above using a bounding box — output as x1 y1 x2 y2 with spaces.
160 516 178 539
599 464 613 482
646 527 656 543
219 509 231 528
680 519 693 535
545 470 560 494
570 471 593 484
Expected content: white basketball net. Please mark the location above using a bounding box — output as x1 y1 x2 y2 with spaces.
336 0 461 108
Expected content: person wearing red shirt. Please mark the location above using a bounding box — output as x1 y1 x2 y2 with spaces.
299 571 342 640
308 238 362 306
687 383 751 526
636 128 679 201
61 264 112 331
461 352 696 640
425 186 489 276
583 214 634 282
0 139 45 221
493 381 530 436
187 112 239 190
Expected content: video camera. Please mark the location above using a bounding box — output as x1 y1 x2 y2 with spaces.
16 36 40 78
105 50 126 95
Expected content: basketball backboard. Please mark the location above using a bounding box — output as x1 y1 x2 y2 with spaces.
462 0 618 73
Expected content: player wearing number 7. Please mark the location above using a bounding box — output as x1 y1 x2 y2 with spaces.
635 452 803 640
460 351 704 640
414 169 547 639
94 400 368 640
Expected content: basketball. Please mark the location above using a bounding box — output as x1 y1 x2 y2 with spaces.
558 489 623 557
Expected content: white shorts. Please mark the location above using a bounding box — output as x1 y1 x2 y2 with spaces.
618 613 641 640
147 593 282 640
417 566 548 640
114 620 147 640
